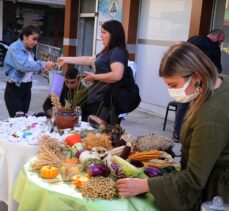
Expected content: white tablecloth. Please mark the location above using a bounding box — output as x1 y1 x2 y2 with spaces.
0 141 39 211
0 117 94 211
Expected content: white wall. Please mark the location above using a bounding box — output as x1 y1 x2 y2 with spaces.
136 0 192 118
18 0 65 6
0 0 3 40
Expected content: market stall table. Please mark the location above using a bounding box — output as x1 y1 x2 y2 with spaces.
12 159 160 211
0 116 93 211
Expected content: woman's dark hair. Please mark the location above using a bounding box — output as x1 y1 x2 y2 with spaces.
65 67 79 79
101 20 128 54
20 25 40 40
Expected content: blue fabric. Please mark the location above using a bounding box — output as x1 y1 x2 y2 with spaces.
4 39 45 86
174 103 189 138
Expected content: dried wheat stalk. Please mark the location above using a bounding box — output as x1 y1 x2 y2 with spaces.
50 93 62 109
47 164 78 184
39 135 66 160
30 145 64 170
61 165 78 181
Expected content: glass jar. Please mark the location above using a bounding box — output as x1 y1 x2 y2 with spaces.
79 69 93 87
75 106 82 127
201 196 229 211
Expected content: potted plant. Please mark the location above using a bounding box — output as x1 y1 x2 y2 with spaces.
50 75 88 129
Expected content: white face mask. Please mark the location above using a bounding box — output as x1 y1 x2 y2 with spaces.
168 76 198 103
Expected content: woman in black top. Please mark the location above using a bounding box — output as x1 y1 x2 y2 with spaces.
43 67 79 118
57 20 128 124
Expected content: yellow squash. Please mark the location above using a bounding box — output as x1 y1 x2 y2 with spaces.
40 166 59 179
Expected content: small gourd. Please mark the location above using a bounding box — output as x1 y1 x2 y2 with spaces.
79 150 100 164
40 166 59 179
64 158 79 164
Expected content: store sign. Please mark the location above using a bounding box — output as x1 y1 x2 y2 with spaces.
15 6 45 35
96 0 122 38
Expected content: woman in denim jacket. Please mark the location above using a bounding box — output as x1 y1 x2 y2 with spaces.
4 25 55 117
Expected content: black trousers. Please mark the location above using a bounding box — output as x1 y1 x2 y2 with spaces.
81 101 101 122
174 102 189 138
4 82 32 117
82 100 119 125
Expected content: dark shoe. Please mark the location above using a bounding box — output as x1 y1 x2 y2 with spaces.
172 137 180 143
34 112 46 117
172 131 180 143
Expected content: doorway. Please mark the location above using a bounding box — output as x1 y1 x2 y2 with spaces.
77 0 97 57
212 0 229 74
77 17 94 57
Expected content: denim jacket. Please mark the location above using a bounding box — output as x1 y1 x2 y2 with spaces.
4 39 45 86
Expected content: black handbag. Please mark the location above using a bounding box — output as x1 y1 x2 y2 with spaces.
111 66 141 114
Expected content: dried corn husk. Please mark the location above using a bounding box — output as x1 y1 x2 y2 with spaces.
91 147 108 159
102 145 126 168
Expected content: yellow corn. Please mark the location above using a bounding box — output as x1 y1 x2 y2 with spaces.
128 150 160 161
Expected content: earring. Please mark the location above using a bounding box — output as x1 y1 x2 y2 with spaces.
195 81 202 95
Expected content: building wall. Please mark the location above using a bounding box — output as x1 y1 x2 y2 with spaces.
0 0 3 40
136 0 192 118
1 1 64 47
13 0 65 6
95 0 123 54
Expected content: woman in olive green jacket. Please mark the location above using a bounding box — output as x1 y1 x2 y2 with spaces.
117 42 229 211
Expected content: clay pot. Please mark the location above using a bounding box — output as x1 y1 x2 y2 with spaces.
55 109 78 129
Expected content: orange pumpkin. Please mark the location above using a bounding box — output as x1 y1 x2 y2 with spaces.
40 166 59 179
65 133 81 146
64 158 79 164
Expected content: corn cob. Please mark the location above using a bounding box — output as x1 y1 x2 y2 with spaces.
143 161 169 169
128 150 160 161
143 161 180 171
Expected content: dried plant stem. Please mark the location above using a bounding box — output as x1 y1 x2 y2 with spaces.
31 145 64 170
